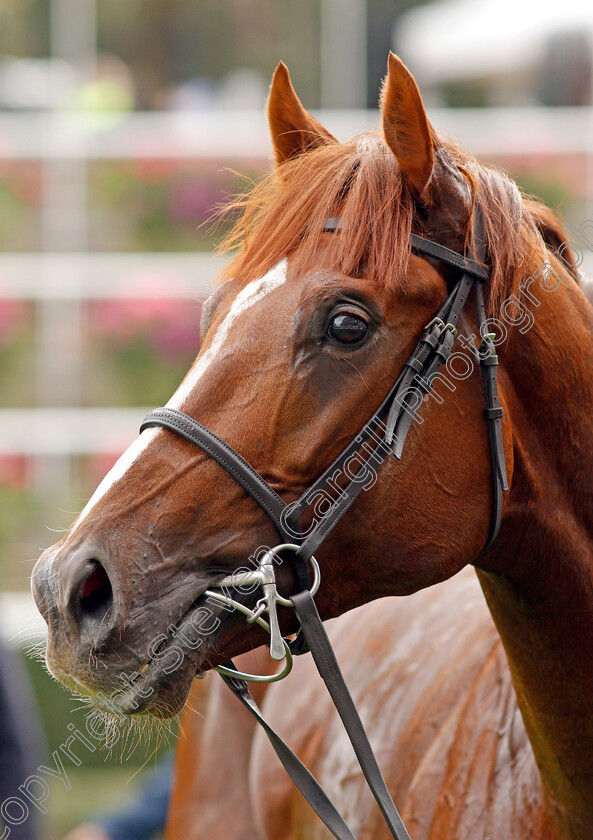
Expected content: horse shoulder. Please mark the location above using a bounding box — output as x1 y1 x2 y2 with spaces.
251 569 553 839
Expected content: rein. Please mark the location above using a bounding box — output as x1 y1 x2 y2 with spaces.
140 206 508 840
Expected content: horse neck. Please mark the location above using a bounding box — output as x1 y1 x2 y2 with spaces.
477 264 593 838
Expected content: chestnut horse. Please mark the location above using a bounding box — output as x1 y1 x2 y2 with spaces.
32 54 593 839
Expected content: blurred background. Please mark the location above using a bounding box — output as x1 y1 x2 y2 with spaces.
1 0 592 837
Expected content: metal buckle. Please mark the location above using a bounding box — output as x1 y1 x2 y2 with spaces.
425 316 457 337
425 316 445 332
205 544 321 683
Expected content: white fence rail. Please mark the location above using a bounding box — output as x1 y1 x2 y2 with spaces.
0 252 224 299
0 407 150 455
2 107 593 158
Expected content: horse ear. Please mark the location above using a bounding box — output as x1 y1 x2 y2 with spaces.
381 53 437 201
268 62 337 166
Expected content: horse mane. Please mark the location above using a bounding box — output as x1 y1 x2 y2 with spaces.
522 197 579 277
218 131 576 317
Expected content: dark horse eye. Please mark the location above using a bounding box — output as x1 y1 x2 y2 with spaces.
327 312 368 345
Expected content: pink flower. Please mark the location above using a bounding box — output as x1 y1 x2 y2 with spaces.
89 297 203 360
0 300 28 347
0 455 28 490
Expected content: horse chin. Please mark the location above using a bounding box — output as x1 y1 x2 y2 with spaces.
107 603 274 718
105 655 199 718
45 635 203 719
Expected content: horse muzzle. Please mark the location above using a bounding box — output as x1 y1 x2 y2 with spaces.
31 538 295 715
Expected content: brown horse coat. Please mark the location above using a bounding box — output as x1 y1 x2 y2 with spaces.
32 55 593 839
169 571 552 840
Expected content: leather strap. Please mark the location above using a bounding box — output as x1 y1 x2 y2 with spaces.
411 233 489 281
471 216 508 548
220 589 412 840
296 433 391 560
140 407 289 538
291 590 411 839
220 667 358 840
284 382 404 527
474 281 509 548
139 407 313 589
291 242 491 558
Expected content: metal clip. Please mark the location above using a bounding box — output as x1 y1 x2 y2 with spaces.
246 549 285 660
206 544 321 667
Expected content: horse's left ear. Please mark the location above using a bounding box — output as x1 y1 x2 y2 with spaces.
268 62 337 166
381 53 438 202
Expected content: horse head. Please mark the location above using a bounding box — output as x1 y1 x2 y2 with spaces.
32 55 572 721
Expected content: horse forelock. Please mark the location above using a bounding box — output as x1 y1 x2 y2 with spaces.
218 131 415 291
218 131 576 322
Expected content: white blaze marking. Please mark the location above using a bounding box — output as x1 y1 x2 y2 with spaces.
166 259 288 405
70 260 288 534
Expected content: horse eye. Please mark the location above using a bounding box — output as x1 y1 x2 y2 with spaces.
327 312 368 345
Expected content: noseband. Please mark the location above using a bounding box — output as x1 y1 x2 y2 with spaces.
140 206 508 840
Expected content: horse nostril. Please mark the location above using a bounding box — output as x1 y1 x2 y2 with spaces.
77 561 113 627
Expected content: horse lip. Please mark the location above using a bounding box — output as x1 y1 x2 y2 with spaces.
103 574 273 716
107 585 234 714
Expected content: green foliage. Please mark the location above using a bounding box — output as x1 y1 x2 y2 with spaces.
88 160 266 252
97 0 321 108
0 179 41 252
87 332 192 406
513 171 572 216
0 487 38 588
20 655 174 838
48 766 142 839
0 0 50 58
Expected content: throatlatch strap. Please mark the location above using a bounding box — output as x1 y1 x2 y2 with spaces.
474 281 508 548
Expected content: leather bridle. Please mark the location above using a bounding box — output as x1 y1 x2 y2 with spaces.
139 205 508 840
